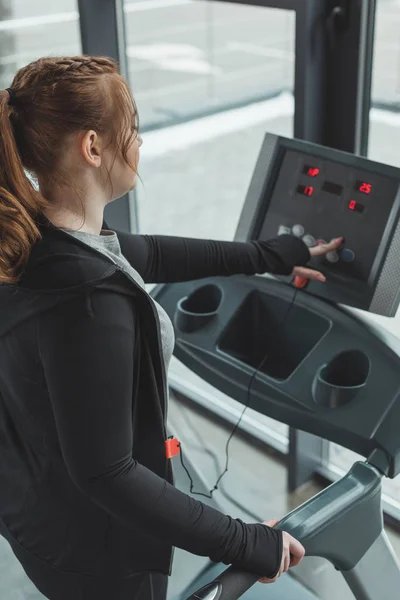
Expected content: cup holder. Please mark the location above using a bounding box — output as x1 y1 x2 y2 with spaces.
312 350 370 409
174 284 223 333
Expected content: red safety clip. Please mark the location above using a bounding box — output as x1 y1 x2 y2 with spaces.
165 437 181 459
294 276 309 289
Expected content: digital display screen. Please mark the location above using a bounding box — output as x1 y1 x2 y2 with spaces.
348 200 364 213
322 181 343 195
303 165 320 177
258 147 400 295
355 181 372 194
297 184 314 196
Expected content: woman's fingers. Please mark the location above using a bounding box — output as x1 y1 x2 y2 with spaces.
292 236 344 283
258 576 277 584
309 237 343 257
258 521 305 584
263 518 279 528
289 537 306 567
293 266 326 282
283 552 291 573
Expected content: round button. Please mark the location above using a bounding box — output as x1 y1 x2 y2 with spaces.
340 248 355 263
302 234 316 247
326 251 339 264
278 225 291 236
292 224 305 237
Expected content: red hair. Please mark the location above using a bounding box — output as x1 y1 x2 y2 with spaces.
0 56 138 283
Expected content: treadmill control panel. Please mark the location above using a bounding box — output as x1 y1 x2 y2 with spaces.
235 134 400 316
261 150 398 282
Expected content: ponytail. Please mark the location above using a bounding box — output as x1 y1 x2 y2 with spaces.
0 91 47 283
0 55 137 284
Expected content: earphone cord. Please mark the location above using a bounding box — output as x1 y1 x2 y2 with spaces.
179 281 299 498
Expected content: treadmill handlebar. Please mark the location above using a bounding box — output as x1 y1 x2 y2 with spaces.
185 567 258 599
186 461 384 599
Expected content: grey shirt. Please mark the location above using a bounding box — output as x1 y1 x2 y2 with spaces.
61 228 175 388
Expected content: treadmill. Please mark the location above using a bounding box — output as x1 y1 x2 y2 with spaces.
152 133 400 599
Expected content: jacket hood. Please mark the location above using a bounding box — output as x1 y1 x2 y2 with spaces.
0 214 116 339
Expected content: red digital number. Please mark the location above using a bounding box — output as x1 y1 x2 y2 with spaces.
348 200 357 211
304 186 314 196
307 167 320 177
359 182 372 194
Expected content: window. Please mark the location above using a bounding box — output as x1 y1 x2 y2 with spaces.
126 1 295 440
0 1 81 90
128 1 295 238
125 0 295 131
368 0 400 170
0 3 82 597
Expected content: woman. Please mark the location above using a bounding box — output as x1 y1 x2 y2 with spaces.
0 56 341 600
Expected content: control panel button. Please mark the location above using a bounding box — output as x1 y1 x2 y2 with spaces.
326 251 339 264
302 234 316 247
278 225 291 236
292 224 305 237
340 248 355 263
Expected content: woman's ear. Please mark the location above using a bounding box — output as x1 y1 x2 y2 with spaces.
81 130 102 168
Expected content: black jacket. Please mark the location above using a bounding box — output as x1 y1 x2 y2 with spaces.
0 216 310 587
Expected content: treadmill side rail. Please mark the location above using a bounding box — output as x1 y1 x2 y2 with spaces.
186 462 399 600
277 461 383 571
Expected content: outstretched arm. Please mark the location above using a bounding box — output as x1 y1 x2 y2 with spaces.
114 230 310 284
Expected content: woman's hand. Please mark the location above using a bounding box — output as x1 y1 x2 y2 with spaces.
258 519 305 584
292 237 343 282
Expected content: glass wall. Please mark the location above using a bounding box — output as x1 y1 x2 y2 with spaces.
125 0 295 131
125 1 295 441
0 0 81 90
326 0 400 511
368 0 400 170
127 0 400 507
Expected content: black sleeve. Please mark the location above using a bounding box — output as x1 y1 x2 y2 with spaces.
115 231 310 284
38 289 282 577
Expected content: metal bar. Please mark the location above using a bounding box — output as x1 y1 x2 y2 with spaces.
321 0 376 153
293 0 376 152
288 429 324 492
288 0 328 490
77 0 134 232
356 0 377 156
342 531 400 600
293 0 327 141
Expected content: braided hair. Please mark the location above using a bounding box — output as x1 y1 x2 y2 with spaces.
0 56 138 283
